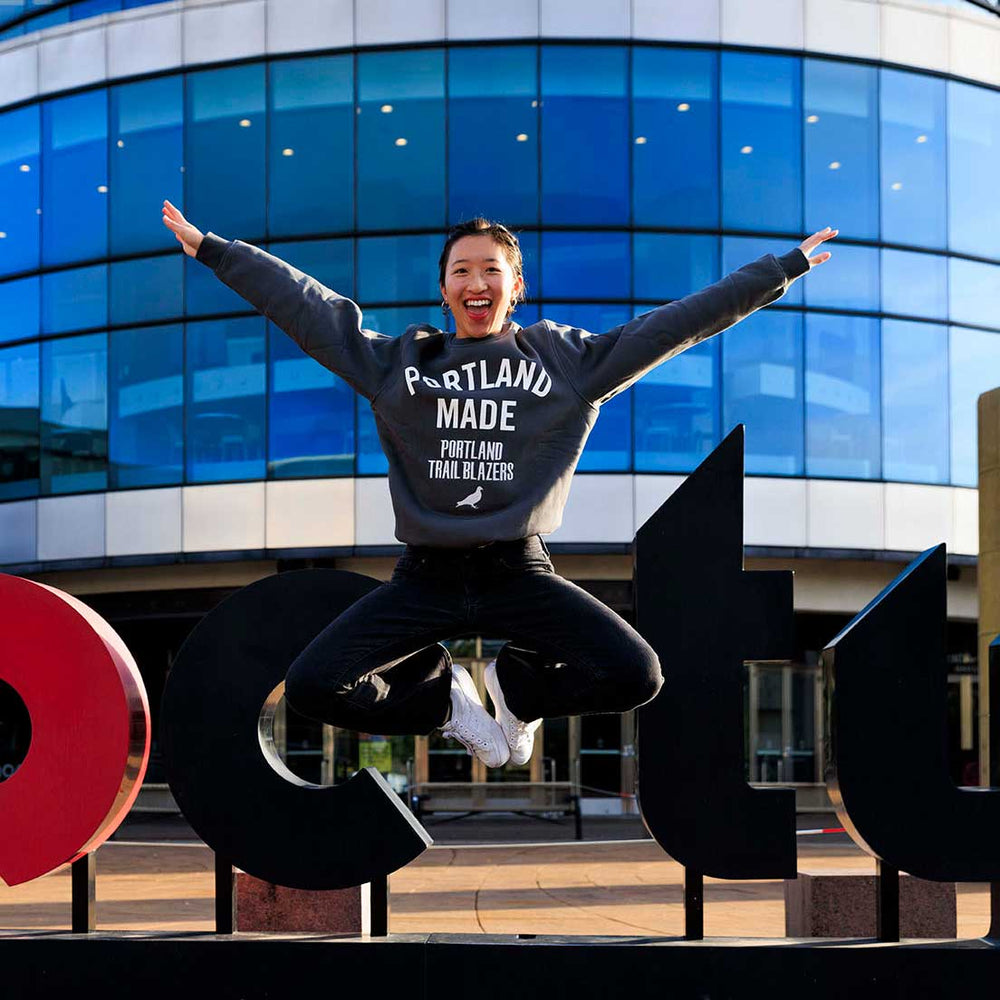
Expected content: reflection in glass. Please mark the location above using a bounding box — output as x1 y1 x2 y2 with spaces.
633 233 719 302
721 52 802 234
722 310 804 475
184 250 249 317
358 235 440 304
41 265 107 335
881 69 947 249
267 238 354 301
541 46 628 225
0 104 40 277
0 276 39 345
949 257 1000 330
358 49 445 230
269 321 355 478
882 319 949 483
109 324 183 488
357 396 387 475
449 46 538 225
722 236 803 306
185 317 266 483
632 47 718 228
881 249 947 321
42 90 108 267
947 80 1000 260
950 326 1000 487
40 333 108 494
0 341 39 500
186 64 267 241
803 59 878 240
805 314 880 479
270 56 354 237
541 232 629 300
635 337 719 472
110 75 183 256
110 255 184 327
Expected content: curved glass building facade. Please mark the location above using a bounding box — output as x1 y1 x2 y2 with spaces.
2 27 1000 512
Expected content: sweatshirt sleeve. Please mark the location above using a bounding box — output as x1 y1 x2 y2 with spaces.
194 233 398 402
547 248 810 407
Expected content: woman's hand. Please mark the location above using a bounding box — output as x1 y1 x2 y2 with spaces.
162 199 204 258
798 226 838 268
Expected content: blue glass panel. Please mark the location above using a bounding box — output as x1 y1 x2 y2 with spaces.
41 264 107 335
109 323 183 488
541 46 628 225
0 276 39 344
184 252 248 316
881 249 947 321
634 337 719 473
949 257 1000 330
42 90 108 266
448 46 538 226
358 235 440 303
950 326 1000 486
72 1 122 22
880 69 947 249
517 229 539 304
881 319 949 483
513 301 540 328
185 316 266 482
25 7 68 30
267 238 354 300
0 2 26 29
269 321 354 478
0 341 39 500
722 309 804 476
0 23 25 41
633 233 719 301
357 396 387 475
0 104 40 276
110 255 183 326
541 232 629 300
579 387 630 471
40 333 108 494
803 59 878 240
270 56 354 237
358 49 445 230
948 80 1000 259
543 302 631 336
803 243 879 312
721 52 802 234
186 64 267 241
360 304 441 339
722 236 803 305
633 47 718 228
805 314 880 479
110 75 183 255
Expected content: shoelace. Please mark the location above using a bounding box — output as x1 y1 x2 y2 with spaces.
441 719 492 754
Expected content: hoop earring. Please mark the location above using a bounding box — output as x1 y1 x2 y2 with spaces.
441 299 450 315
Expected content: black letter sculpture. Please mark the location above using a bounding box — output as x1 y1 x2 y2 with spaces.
635 426 796 937
824 545 1000 885
161 569 431 891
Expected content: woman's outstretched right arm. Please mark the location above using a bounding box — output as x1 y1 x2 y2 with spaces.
161 199 397 401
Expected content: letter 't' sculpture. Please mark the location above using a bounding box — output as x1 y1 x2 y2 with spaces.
635 426 796 880
161 569 431 890
824 545 1000 882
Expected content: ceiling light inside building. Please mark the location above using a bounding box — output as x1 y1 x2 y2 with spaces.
677 103 690 112
117 139 124 148
395 137 408 146
19 164 30 172
634 136 647 145
806 115 819 124
516 133 528 142
916 134 928 143
97 185 108 193
239 119 251 127
740 145 753 154
0 232 6 239
891 182 903 190
381 104 393 114
282 148 294 156
829 161 841 170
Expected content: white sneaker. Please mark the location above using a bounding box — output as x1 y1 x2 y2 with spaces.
485 660 541 767
440 664 510 768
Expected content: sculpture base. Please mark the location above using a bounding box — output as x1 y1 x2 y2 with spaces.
234 871 367 933
785 870 956 938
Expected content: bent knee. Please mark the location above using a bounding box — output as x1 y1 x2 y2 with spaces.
625 648 663 707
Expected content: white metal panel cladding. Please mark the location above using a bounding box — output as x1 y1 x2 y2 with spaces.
182 0 266 66
884 481 956 553
107 7 183 79
265 478 355 548
37 22 105 94
745 477 808 548
105 486 182 556
807 479 885 551
0 499 36 564
266 0 354 55
803 0 880 60
37 492 105 560
631 0 722 43
547 474 634 544
182 481 265 552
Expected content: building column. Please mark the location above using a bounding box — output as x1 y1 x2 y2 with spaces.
979 387 1000 784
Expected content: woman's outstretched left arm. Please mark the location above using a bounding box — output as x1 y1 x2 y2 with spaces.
548 227 837 407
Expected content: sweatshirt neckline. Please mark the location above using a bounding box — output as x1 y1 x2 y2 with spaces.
446 323 521 348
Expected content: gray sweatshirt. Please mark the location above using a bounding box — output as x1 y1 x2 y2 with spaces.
195 233 809 547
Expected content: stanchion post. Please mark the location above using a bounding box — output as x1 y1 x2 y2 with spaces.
684 868 703 940
215 854 235 934
876 860 899 942
368 876 389 937
71 852 95 933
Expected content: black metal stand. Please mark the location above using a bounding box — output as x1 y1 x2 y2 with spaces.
369 876 389 937
684 868 703 940
876 861 899 942
71 853 95 933
215 854 234 934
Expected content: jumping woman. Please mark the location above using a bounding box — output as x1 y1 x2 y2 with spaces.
163 201 836 768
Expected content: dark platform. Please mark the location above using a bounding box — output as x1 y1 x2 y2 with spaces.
3 931 997 1000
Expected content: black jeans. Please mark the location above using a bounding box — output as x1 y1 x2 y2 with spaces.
283 535 662 736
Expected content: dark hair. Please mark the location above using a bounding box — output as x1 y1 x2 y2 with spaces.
438 217 527 315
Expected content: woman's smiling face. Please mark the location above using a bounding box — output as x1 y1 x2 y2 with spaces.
441 234 524 339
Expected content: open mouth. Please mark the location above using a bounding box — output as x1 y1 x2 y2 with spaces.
464 299 492 319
